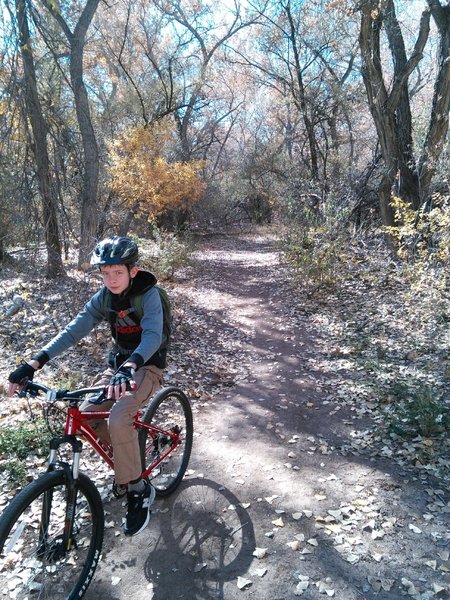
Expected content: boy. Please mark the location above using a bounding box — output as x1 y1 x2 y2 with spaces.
8 236 165 536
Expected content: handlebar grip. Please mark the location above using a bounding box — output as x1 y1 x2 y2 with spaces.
17 381 107 402
18 380 49 397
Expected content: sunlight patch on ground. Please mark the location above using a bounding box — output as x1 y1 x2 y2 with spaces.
181 286 237 309
195 250 279 267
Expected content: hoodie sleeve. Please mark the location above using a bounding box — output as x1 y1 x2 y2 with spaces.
128 287 163 369
39 288 108 361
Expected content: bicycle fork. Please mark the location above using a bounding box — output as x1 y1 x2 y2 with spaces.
40 435 83 560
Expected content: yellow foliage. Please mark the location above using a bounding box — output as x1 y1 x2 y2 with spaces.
109 123 205 219
387 194 450 265
385 195 449 330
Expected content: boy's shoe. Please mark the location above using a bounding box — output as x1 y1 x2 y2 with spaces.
124 481 156 537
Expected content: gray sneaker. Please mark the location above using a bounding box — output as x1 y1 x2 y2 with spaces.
124 481 156 536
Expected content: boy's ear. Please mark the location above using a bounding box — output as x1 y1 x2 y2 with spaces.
129 266 139 278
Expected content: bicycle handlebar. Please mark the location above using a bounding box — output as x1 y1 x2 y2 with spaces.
19 380 107 403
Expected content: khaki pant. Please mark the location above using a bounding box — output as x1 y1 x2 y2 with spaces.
80 365 163 485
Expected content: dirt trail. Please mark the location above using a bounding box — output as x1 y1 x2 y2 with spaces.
87 235 449 600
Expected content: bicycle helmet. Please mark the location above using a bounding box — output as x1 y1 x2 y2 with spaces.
91 237 139 266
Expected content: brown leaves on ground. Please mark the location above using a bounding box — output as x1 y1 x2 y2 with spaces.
0 231 449 599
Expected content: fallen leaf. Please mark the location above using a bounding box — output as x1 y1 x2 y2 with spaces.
251 567 267 577
265 495 279 504
286 540 300 550
381 579 394 591
345 552 360 564
252 547 268 559
237 576 252 590
401 578 417 595
371 553 383 562
295 580 309 595
317 580 335 596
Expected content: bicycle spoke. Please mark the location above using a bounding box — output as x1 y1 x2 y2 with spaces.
139 387 193 497
0 472 103 600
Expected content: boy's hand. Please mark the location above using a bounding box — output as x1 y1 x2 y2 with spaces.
8 361 37 397
108 364 136 399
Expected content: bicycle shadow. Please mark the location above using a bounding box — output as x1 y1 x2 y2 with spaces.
144 478 256 600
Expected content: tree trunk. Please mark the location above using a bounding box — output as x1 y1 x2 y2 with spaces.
359 5 398 227
97 190 115 238
359 1 430 225
418 1 450 202
16 0 64 277
71 0 100 267
118 204 138 237
378 171 396 228
43 0 100 267
284 2 320 181
384 1 421 209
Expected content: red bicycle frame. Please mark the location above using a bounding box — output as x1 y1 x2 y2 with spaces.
61 405 181 480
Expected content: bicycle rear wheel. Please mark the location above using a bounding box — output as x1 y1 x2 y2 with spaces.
0 470 104 600
139 386 193 497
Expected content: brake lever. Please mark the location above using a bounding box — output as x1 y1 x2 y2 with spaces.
87 387 108 405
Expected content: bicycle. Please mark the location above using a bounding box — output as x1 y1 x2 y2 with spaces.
0 380 193 600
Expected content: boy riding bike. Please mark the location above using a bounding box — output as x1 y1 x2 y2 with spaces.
8 236 166 537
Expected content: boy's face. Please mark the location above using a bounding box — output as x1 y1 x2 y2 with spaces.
100 264 138 294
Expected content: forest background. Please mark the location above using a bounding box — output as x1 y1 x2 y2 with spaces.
0 0 449 478
0 0 448 270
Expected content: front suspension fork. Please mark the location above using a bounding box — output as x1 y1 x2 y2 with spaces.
43 435 83 555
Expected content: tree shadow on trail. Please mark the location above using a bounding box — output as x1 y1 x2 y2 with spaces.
144 478 256 600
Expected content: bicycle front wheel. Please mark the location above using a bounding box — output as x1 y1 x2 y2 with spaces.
0 470 104 600
139 386 193 497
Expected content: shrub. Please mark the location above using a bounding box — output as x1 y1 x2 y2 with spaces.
384 384 449 438
1 459 28 485
0 417 50 486
386 195 450 336
0 418 50 460
109 123 205 222
387 194 450 265
133 227 195 280
281 226 345 291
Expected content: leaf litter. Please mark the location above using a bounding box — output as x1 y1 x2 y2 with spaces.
0 234 449 599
